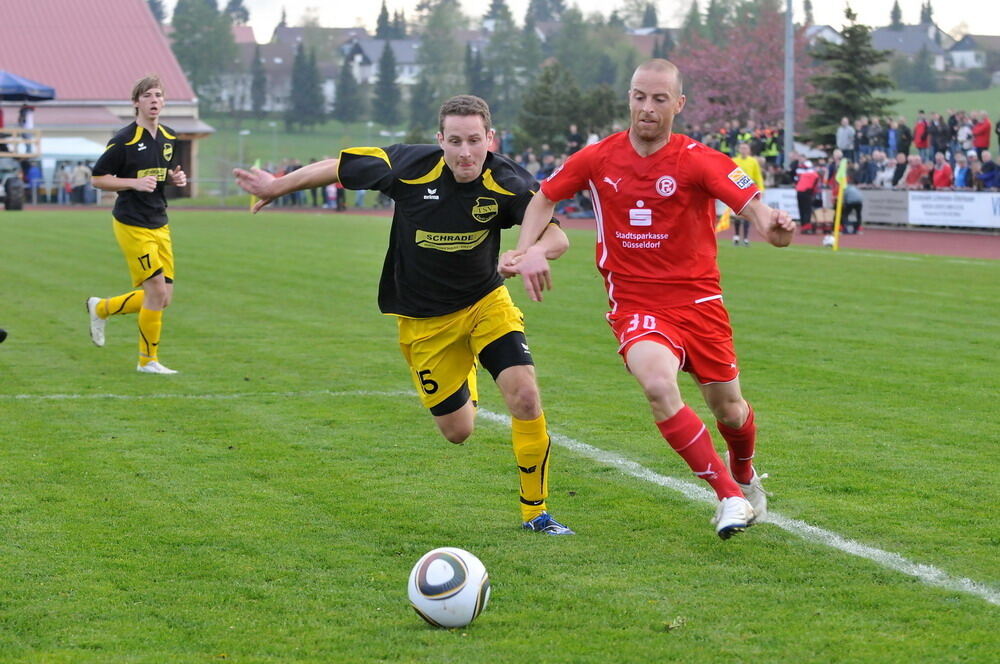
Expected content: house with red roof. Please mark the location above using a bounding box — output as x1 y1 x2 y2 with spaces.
0 0 213 193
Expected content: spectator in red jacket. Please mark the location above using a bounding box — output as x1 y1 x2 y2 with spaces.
971 112 992 160
931 152 953 189
913 110 930 162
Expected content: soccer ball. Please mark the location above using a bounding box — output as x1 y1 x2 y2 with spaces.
408 547 491 628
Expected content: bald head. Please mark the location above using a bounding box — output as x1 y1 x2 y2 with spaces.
632 59 683 96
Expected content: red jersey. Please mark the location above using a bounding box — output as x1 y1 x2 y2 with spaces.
540 131 759 313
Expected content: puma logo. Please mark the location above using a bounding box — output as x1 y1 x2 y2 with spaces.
603 176 622 192
694 463 718 480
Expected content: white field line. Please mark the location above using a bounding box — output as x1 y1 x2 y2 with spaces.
477 409 1000 607
4 388 997 606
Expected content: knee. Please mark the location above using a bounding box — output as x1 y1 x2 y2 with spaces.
440 421 474 444
640 374 679 407
506 383 541 420
714 400 748 428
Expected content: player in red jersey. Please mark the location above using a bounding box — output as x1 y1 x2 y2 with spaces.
502 59 795 539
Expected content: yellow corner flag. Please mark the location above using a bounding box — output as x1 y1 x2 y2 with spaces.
832 158 848 251
249 158 261 211
715 207 731 233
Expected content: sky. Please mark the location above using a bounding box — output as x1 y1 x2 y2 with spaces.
167 1 998 41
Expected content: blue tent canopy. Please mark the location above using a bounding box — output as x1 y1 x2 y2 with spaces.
0 71 56 101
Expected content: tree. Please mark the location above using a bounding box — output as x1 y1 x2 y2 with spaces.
703 0 732 41
376 1 392 39
525 0 564 24
804 0 814 26
681 1 704 43
225 0 250 25
170 0 237 107
287 43 325 130
580 84 622 136
890 0 903 29
464 45 493 101
517 60 582 151
332 55 363 124
672 3 814 130
485 0 511 20
485 8 521 124
642 3 658 28
392 10 408 38
374 41 402 126
805 8 896 146
409 71 438 133
414 0 466 100
147 0 165 23
250 44 267 118
920 1 933 24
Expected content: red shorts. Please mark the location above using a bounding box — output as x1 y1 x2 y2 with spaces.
608 298 739 384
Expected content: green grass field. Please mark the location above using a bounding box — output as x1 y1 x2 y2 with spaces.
1 209 998 663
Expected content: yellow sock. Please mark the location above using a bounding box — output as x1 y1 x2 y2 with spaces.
512 413 551 521
98 290 143 318
137 307 163 366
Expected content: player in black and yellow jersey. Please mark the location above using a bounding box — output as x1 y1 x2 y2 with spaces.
234 95 574 534
87 75 187 374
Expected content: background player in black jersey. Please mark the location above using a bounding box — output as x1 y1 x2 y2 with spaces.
234 95 575 535
87 75 187 374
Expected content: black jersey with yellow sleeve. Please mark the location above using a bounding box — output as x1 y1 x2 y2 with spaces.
338 144 546 318
92 122 178 229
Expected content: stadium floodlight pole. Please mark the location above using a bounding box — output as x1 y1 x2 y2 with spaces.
784 0 795 160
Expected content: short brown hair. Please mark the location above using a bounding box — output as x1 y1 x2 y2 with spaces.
131 75 164 103
438 95 491 134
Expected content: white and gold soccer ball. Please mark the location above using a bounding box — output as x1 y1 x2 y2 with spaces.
407 547 491 628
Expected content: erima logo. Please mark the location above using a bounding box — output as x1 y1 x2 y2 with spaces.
518 465 538 473
603 176 622 192
137 143 147 151
424 187 439 200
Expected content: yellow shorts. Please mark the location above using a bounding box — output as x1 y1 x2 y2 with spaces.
113 219 174 287
397 286 526 410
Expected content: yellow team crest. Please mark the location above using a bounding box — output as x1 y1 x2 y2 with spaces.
471 197 499 223
162 143 173 162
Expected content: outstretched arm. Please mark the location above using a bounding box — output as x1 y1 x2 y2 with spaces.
234 158 340 213
499 190 562 301
739 196 795 247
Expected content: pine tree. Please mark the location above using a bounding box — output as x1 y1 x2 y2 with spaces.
580 84 622 136
806 8 896 146
703 0 731 41
332 55 362 124
147 0 165 23
415 0 465 100
250 44 267 118
376 1 392 39
392 10 407 38
641 3 657 28
485 0 511 20
890 0 903 29
374 41 401 126
920 1 933 24
517 60 582 151
225 0 250 25
681 1 704 43
486 8 521 124
804 0 814 26
408 72 437 134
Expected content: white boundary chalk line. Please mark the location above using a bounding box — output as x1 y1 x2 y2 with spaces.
477 408 1000 607
4 388 996 606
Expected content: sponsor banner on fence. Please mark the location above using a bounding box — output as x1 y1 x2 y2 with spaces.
862 190 909 224
908 191 1000 229
762 189 800 218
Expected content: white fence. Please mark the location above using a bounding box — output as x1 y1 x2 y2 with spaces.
762 188 1000 230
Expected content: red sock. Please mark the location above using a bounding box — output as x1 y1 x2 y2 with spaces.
716 405 756 484
657 405 741 500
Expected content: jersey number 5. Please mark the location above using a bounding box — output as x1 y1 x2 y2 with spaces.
417 369 439 395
